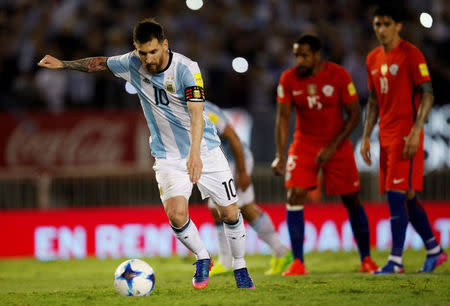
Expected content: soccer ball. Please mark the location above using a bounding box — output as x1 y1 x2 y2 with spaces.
113 259 155 296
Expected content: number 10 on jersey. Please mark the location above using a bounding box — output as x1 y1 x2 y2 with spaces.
153 86 169 105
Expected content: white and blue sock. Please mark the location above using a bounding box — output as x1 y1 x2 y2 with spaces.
172 218 209 260
223 213 247 270
250 212 287 257
214 221 232 269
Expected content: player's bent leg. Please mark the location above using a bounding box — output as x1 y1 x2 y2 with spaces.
283 188 308 276
405 191 447 272
164 196 190 228
241 202 291 275
208 203 232 276
217 203 255 289
219 205 245 270
340 192 378 273
165 196 211 289
240 201 262 223
243 204 291 275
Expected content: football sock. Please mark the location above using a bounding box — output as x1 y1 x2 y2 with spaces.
250 212 287 258
286 204 304 262
214 221 232 268
388 254 403 265
171 218 209 260
223 213 247 270
347 206 371 261
386 191 408 258
406 196 440 255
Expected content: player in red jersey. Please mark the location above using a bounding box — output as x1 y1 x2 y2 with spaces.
272 34 378 275
361 5 447 274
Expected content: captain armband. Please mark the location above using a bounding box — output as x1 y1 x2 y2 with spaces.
185 86 205 102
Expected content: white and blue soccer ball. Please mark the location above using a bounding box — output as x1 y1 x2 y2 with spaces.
114 259 155 296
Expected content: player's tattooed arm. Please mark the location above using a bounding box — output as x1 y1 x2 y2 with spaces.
414 81 434 129
403 81 434 158
362 90 379 139
62 57 109 73
38 54 109 72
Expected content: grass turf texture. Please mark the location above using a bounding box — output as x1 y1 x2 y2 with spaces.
0 250 448 305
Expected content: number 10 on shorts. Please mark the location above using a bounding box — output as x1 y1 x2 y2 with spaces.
222 179 237 200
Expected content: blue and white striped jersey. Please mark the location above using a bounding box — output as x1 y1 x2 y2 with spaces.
107 50 221 159
203 101 252 163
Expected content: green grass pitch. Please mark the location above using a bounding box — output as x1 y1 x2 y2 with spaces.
0 249 448 305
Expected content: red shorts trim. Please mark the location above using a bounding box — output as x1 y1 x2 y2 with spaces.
379 138 424 194
285 139 360 196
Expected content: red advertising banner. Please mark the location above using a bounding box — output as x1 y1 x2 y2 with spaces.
0 203 448 260
0 111 148 170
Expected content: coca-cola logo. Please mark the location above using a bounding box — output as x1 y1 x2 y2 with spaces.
5 119 129 168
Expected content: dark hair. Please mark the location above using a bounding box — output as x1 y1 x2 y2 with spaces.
295 35 321 52
133 18 165 44
373 4 404 22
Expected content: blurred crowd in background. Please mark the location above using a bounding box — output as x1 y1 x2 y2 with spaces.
1 0 449 114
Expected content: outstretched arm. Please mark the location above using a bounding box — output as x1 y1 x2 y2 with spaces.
403 81 434 158
360 90 379 165
222 124 251 191
38 55 109 72
316 99 361 165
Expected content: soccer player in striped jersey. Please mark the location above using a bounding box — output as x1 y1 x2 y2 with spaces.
38 18 254 289
203 101 292 276
362 5 447 274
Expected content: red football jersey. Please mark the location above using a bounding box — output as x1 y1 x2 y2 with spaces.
366 40 431 145
277 61 358 143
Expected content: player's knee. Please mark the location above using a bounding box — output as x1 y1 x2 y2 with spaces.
166 206 189 227
240 202 261 222
341 192 361 212
219 203 239 223
287 188 308 206
209 206 222 222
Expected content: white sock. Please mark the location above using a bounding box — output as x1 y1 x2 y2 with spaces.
223 213 247 270
426 242 441 256
214 222 232 269
250 212 288 258
388 255 403 265
172 218 209 260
